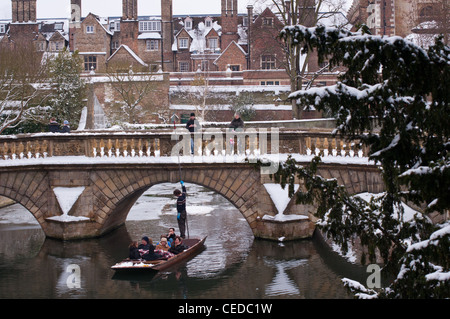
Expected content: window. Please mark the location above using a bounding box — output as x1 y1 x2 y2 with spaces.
205 18 212 28
84 56 97 71
200 60 209 71
230 65 240 71
263 18 273 27
208 38 218 50
179 62 189 72
261 55 276 69
146 40 159 51
185 20 192 30
139 21 161 32
37 42 46 52
53 41 62 51
0 24 5 33
112 41 120 50
179 38 189 49
261 81 280 86
54 23 64 30
86 25 94 33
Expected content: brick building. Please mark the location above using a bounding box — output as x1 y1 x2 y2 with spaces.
347 0 448 45
0 0 68 52
1 0 352 123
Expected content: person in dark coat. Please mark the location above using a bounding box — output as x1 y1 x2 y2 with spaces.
128 241 140 259
139 236 162 261
168 236 188 255
229 113 244 130
48 118 60 133
185 113 201 154
61 120 71 133
173 181 187 239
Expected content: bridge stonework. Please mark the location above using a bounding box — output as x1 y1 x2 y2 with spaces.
0 161 383 241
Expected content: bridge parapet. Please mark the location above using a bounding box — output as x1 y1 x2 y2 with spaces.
0 129 370 161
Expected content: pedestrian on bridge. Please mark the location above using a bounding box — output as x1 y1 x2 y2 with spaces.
173 181 188 239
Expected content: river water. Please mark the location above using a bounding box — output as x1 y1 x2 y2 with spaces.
0 183 368 299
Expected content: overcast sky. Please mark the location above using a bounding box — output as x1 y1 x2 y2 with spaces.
0 0 266 20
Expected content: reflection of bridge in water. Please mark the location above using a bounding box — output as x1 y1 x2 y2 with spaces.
0 130 383 240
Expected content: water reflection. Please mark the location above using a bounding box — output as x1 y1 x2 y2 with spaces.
0 183 363 299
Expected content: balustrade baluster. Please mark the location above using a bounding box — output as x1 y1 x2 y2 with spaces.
323 138 329 156
115 139 120 157
305 137 312 155
154 138 160 157
99 139 105 157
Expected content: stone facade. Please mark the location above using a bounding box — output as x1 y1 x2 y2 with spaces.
0 159 384 240
0 131 386 240
347 0 447 40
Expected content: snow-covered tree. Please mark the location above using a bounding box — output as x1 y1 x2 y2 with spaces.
106 62 161 124
0 41 50 134
47 48 86 129
271 25 449 298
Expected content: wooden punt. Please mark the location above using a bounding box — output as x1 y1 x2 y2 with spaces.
111 236 206 272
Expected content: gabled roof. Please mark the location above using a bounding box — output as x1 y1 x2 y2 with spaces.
107 44 148 67
214 40 247 65
83 12 113 36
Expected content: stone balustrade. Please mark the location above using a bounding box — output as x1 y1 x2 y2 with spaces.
0 129 370 161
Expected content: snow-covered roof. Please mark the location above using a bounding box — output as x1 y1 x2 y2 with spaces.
108 44 148 67
137 32 161 40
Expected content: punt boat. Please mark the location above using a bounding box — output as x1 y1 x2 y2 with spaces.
111 236 206 273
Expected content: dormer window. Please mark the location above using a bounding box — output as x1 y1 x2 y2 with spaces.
205 17 213 28
185 17 193 30
179 38 189 49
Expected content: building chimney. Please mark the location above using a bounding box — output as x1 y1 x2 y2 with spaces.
161 0 174 72
246 5 253 70
71 0 82 24
120 0 139 52
11 0 37 23
122 0 138 20
221 0 239 51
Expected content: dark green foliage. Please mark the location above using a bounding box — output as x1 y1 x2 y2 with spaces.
273 25 449 298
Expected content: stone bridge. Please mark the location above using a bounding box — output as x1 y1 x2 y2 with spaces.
0 130 383 241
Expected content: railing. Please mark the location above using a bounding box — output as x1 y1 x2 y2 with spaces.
0 129 370 161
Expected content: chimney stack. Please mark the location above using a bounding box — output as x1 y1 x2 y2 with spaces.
11 0 37 23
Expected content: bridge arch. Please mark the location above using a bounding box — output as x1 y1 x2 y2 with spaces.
0 161 383 240
92 163 277 237
0 169 57 235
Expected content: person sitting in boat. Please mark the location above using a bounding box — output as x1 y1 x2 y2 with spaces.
138 236 151 257
167 228 176 245
128 241 140 260
139 236 163 261
155 236 171 251
168 236 188 255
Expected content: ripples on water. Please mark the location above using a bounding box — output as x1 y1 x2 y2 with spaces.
0 183 363 299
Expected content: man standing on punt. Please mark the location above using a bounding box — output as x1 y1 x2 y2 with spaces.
173 181 188 239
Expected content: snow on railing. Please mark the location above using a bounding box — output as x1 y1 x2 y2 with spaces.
90 138 160 158
0 131 369 161
0 140 49 160
302 136 367 158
